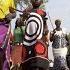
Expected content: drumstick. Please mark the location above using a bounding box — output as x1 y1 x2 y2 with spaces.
11 8 23 13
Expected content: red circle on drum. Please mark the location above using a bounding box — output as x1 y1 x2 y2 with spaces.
35 42 45 55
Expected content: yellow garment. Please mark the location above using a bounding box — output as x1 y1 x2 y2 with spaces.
0 0 15 19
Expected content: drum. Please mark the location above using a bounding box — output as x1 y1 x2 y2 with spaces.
11 45 26 65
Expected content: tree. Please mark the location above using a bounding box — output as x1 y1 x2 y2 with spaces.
15 0 31 6
67 33 70 55
39 0 48 10
15 0 48 10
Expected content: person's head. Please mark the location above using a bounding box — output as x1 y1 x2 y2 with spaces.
15 18 22 28
55 19 61 28
31 0 43 8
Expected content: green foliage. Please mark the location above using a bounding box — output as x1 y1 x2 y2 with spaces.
43 0 48 3
39 0 48 10
67 33 70 40
23 0 48 10
67 33 70 54
14 0 48 10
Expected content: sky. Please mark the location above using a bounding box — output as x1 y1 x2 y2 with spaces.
46 0 70 33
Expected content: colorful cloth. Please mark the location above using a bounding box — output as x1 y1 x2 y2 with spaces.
52 29 67 48
14 27 24 44
0 24 8 47
53 56 69 70
3 60 9 70
0 0 15 19
23 12 43 46
0 21 10 70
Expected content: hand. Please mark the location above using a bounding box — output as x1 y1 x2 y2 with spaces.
5 13 16 20
46 42 49 46
9 7 15 13
21 12 29 21
53 30 56 34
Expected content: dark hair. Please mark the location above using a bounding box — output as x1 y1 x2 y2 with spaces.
55 19 61 25
31 0 43 8
15 18 22 28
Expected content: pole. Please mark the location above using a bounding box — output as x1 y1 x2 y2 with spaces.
47 12 54 30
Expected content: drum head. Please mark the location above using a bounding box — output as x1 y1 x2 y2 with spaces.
34 40 48 58
11 45 26 64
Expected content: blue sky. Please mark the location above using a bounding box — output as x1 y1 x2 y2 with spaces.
46 0 70 32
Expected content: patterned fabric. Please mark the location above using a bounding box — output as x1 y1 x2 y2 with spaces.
0 22 10 70
52 30 67 48
23 12 43 46
53 56 69 70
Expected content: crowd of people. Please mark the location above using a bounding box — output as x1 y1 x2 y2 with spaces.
0 0 70 70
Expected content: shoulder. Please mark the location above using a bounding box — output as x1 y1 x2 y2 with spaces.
62 27 67 34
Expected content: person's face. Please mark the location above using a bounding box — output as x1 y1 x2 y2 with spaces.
31 0 42 7
55 22 61 28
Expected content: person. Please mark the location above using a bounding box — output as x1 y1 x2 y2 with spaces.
0 0 16 70
0 0 16 47
22 0 49 46
50 19 69 70
13 18 25 45
10 0 31 45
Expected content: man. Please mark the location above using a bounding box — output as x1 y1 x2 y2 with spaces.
0 0 15 70
50 19 69 70
22 0 49 46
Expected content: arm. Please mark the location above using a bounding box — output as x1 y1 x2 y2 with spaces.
65 34 70 46
50 29 56 42
9 0 15 13
43 11 49 35
43 17 49 35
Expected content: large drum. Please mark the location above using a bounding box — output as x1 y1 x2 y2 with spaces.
11 40 48 64
21 40 49 70
10 40 49 70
